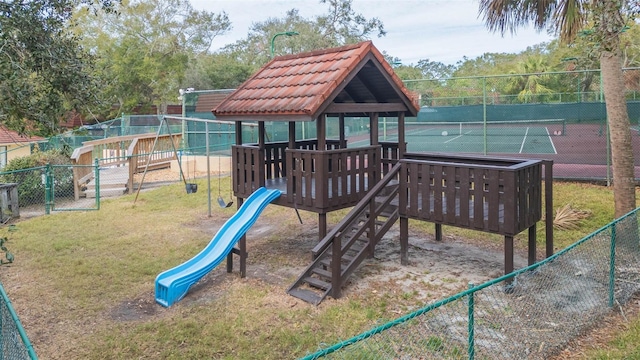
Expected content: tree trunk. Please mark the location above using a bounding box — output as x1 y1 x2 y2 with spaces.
600 52 636 217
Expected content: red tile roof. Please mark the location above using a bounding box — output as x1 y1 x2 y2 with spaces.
0 126 45 145
195 91 233 113
213 41 420 121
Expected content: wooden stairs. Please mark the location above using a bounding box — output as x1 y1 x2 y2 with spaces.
288 163 402 305
83 166 129 198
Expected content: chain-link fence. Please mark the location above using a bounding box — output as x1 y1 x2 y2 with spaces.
28 68 640 184
401 68 640 183
302 208 640 359
0 164 100 219
0 282 37 359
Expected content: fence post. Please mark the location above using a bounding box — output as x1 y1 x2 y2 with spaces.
44 163 52 215
94 158 100 210
468 282 475 360
609 223 616 308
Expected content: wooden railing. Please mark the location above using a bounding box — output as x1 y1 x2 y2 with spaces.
71 133 181 199
399 153 543 236
285 145 380 212
126 134 181 191
232 139 347 199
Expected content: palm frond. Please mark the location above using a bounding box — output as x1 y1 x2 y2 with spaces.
551 203 592 230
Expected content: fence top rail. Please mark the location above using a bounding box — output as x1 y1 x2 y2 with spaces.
0 283 38 359
82 133 158 146
163 115 259 127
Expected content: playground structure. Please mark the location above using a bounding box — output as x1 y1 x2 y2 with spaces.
209 41 554 305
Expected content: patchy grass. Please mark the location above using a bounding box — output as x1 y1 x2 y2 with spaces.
0 178 635 359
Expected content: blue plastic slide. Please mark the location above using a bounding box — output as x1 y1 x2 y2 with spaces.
155 187 281 307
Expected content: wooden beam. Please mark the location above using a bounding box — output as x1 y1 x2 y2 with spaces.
325 103 408 114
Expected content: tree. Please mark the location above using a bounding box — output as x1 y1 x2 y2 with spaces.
0 0 117 136
506 56 554 103
479 0 637 217
74 0 231 115
220 0 385 68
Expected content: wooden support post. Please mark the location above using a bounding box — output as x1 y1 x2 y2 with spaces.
318 213 327 241
368 200 376 258
239 197 247 278
339 114 345 148
331 229 342 299
317 114 326 150
369 113 379 146
435 223 442 241
258 121 266 148
288 122 296 150
544 160 554 258
528 224 537 266
400 216 409 265
398 112 406 159
504 235 514 275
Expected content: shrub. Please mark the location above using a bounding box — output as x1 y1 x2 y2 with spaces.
0 149 73 206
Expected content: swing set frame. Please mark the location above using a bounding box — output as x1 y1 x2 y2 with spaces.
134 115 257 216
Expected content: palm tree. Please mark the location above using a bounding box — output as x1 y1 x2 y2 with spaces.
479 0 636 217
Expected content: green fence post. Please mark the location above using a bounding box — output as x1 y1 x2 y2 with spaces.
94 158 100 210
609 223 616 308
468 282 475 360
0 297 3 360
44 164 52 215
482 77 487 155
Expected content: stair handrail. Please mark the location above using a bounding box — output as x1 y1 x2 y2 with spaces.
312 161 402 257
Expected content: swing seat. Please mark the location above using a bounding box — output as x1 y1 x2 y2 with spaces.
186 183 198 194
217 196 233 208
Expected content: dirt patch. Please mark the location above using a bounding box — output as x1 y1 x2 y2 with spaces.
110 296 158 321
175 218 527 308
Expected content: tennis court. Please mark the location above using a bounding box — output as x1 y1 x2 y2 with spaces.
351 119 565 154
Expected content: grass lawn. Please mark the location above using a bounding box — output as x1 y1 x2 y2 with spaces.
0 177 637 359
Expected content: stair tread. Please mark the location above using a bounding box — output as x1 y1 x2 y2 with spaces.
311 267 331 279
287 288 324 305
304 276 331 290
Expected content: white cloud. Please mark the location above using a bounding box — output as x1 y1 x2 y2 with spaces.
193 0 554 65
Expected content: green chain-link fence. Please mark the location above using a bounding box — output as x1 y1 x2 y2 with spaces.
302 207 640 359
27 68 640 184
0 164 100 219
0 282 37 359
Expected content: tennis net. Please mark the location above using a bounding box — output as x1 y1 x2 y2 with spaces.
402 119 566 138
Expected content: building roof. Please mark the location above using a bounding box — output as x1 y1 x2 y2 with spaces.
194 91 233 113
212 41 420 122
0 126 45 145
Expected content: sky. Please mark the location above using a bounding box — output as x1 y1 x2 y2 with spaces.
190 0 555 66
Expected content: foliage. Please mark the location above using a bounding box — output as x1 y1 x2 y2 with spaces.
0 0 118 136
219 0 386 68
0 149 73 206
73 0 231 116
